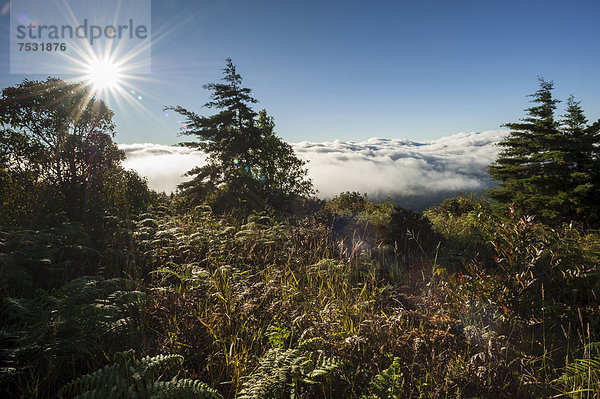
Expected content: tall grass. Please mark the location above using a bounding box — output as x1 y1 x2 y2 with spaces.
3 193 600 397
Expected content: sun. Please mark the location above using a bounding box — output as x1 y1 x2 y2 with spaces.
85 58 122 91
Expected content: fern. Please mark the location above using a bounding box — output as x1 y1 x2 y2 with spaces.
555 348 600 398
305 355 345 381
2 276 146 396
237 348 344 399
0 223 100 297
152 378 222 399
366 357 405 399
60 350 222 399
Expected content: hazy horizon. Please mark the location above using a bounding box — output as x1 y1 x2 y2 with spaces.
120 129 507 209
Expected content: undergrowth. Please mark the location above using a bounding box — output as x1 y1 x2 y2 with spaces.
2 193 599 397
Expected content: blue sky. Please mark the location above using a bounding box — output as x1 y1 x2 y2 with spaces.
1 0 599 144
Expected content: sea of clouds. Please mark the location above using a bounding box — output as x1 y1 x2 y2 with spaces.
120 129 508 209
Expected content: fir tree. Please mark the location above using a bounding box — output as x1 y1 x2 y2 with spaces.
167 59 313 214
489 78 563 222
490 78 600 225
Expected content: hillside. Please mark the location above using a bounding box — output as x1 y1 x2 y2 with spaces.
2 192 600 398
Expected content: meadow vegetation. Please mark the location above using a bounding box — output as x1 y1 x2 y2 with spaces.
3 190 600 398
1 69 600 398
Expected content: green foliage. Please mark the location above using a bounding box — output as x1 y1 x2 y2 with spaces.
489 78 600 226
6 74 600 399
431 198 600 321
60 350 222 399
6 190 600 398
389 205 439 265
237 348 344 399
326 191 394 254
366 357 405 399
1 276 146 397
327 192 393 223
0 223 100 296
554 343 600 398
0 77 116 221
0 77 151 226
327 191 371 214
166 59 313 215
429 193 491 218
426 194 600 395
425 194 496 268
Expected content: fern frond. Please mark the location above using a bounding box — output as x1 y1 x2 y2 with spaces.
60 352 221 399
139 353 184 382
555 357 600 397
368 357 405 399
151 378 222 399
305 355 345 380
238 348 344 399
238 348 305 399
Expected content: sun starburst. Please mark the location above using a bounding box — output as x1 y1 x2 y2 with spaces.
85 57 123 92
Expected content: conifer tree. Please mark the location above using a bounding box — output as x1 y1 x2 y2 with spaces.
562 98 600 224
489 78 600 225
167 59 313 213
560 96 593 219
489 78 563 222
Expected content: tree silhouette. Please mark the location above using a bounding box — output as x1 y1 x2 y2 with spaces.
167 59 313 213
0 78 149 224
489 78 600 225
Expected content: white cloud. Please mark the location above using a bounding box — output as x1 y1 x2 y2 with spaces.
119 143 206 193
291 130 507 207
119 130 508 208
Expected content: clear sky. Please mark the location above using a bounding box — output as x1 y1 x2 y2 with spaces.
1 0 599 144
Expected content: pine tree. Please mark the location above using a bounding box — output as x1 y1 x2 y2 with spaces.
489 78 565 222
489 78 600 225
560 96 592 220
167 59 313 214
